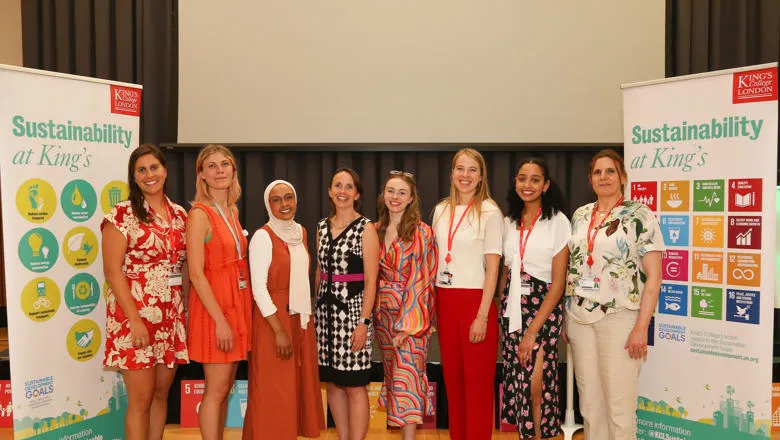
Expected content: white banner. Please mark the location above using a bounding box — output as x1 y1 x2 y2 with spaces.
624 63 777 440
0 64 141 439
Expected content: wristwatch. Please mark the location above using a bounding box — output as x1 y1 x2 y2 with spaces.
360 317 372 325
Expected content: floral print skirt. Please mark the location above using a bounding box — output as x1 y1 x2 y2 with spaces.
500 272 563 439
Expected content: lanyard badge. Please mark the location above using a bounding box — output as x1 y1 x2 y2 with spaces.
578 197 623 292
517 208 541 295
439 200 475 285
214 203 248 290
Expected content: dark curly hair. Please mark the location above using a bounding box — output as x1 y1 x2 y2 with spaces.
506 157 567 222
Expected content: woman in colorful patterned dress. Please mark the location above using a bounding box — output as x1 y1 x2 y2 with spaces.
186 144 252 440
315 168 380 440
243 180 325 439
566 149 664 440
102 144 188 440
498 158 570 440
374 171 438 440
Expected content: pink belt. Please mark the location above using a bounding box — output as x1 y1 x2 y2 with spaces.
320 273 364 282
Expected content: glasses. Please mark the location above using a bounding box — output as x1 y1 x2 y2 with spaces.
389 170 415 179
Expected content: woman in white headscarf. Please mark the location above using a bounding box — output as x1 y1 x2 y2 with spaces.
242 180 325 440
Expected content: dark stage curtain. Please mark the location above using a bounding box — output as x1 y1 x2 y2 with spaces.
161 147 603 257
666 0 780 76
20 0 178 145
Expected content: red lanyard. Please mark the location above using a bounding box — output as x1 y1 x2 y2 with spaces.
586 196 623 267
518 208 542 273
152 199 179 266
445 200 475 264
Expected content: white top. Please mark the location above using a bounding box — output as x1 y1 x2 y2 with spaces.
433 199 503 289
248 229 279 317
502 211 571 283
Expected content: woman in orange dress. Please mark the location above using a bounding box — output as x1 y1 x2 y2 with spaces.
186 144 252 440
243 180 325 439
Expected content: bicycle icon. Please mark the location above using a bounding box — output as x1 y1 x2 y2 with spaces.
33 281 51 310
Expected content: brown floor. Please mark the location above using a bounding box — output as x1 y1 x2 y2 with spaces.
0 329 769 439
0 426 581 439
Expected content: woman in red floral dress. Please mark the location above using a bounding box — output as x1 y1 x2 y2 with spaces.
102 144 189 440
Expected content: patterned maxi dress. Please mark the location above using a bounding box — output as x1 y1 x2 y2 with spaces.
315 216 373 386
375 222 438 426
500 272 564 438
103 198 189 370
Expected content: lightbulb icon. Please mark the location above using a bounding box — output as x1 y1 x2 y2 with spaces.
41 246 50 259
28 233 43 257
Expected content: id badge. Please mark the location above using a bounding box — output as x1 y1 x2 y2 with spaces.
238 267 248 290
168 273 182 287
439 266 453 286
577 275 599 291
519 282 531 296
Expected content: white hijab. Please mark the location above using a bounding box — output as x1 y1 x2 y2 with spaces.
264 180 311 329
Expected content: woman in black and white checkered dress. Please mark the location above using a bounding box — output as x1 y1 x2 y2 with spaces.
314 167 380 440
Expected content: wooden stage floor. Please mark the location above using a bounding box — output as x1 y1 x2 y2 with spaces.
0 426 581 439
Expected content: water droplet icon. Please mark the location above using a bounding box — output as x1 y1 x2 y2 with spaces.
71 186 83 208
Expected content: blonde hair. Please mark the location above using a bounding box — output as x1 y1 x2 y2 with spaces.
193 144 242 208
434 147 497 227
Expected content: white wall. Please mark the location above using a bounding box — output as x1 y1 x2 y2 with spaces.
178 1 665 144
0 0 23 67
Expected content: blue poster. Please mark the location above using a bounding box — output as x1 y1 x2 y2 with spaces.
726 289 760 325
660 215 690 247
659 284 688 317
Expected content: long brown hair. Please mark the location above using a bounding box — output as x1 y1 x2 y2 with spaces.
127 144 168 223
434 147 498 227
377 173 421 243
588 149 627 194
193 144 242 208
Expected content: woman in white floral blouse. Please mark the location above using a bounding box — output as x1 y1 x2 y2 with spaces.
565 149 663 440
102 144 189 440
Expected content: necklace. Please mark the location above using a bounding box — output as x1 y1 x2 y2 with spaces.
331 215 359 229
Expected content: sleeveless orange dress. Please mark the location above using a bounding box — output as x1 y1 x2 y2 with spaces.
188 203 252 363
242 225 324 439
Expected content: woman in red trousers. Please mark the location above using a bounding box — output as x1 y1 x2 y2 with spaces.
432 148 503 440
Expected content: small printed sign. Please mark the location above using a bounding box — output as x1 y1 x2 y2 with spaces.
693 179 725 212
691 286 723 320
659 284 688 316
181 380 248 428
728 178 762 212
0 381 11 427
727 252 761 288
727 216 762 250
662 250 689 282
631 181 658 211
692 251 724 285
692 216 724 248
660 181 690 212
660 215 690 247
726 289 760 325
